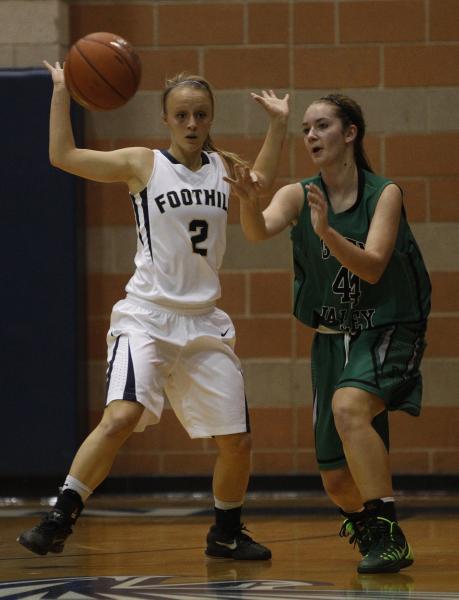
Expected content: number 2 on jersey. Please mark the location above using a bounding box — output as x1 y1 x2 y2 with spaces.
189 219 208 256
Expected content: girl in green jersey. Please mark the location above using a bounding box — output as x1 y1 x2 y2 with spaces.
226 94 431 575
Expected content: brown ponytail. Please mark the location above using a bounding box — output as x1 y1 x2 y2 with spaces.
317 94 373 173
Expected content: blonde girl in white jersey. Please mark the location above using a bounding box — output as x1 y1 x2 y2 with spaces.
18 63 289 560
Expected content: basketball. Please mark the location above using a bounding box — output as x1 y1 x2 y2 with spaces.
64 32 141 111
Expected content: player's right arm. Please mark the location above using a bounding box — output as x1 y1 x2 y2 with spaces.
44 60 152 194
226 165 304 240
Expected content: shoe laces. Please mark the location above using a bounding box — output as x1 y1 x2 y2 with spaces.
366 517 405 552
233 524 255 545
339 519 365 548
38 510 68 531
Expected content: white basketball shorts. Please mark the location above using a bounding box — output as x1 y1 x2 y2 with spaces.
105 296 249 438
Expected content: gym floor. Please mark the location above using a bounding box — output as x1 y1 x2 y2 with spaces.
1 491 459 599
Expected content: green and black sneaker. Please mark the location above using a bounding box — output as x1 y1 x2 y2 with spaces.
339 518 372 556
357 517 414 574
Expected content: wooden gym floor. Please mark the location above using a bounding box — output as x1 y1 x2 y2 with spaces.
1 492 459 599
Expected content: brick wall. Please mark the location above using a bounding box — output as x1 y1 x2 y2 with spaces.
3 0 459 478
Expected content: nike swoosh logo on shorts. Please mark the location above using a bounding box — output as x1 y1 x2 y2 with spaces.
221 328 230 337
216 539 237 550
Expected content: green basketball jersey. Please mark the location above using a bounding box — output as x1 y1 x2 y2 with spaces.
291 169 431 333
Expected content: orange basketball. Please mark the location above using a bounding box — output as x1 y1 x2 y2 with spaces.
64 32 141 111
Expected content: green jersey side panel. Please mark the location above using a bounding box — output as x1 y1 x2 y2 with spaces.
291 170 431 332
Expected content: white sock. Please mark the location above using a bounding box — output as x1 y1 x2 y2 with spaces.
62 475 93 503
214 497 243 510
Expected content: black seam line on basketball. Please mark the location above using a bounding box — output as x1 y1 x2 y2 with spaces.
85 38 140 83
66 63 105 110
75 43 129 101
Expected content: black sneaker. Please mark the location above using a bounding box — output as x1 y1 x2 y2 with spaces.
357 517 414 574
205 524 271 561
17 509 73 556
339 518 372 556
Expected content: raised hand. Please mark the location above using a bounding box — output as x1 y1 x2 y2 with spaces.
224 164 262 206
43 60 66 88
251 89 289 121
306 183 329 237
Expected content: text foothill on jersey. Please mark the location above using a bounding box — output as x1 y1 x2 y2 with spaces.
154 188 228 214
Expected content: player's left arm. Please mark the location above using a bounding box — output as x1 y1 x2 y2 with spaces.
318 184 402 284
249 90 289 190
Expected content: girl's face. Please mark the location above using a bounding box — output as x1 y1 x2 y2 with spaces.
163 86 213 154
302 102 356 167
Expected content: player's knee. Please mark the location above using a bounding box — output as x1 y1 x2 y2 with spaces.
332 395 367 439
98 402 141 438
217 432 252 458
321 468 352 498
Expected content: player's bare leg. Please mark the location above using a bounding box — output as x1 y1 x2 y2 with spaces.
332 387 413 573
17 400 143 555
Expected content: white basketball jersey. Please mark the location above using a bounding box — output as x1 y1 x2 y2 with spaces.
125 149 230 308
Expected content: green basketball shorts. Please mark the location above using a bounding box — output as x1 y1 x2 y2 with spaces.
311 322 427 471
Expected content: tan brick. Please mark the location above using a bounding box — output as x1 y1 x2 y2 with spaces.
249 3 289 45
399 179 427 222
430 272 459 313
85 92 163 139
250 407 295 448
86 226 137 274
295 321 314 358
0 0 66 44
212 136 291 179
412 223 459 271
425 317 459 357
250 272 292 314
296 451 320 473
162 453 216 475
385 46 459 87
0 45 13 67
340 1 424 43
70 4 154 46
15 43 64 67
233 317 292 358
430 178 459 221
294 47 380 89
292 360 313 406
217 272 246 316
111 452 159 476
86 273 129 318
390 407 459 448
252 452 295 473
243 361 295 407
293 2 335 44
422 358 459 406
389 451 430 474
87 316 110 361
137 50 200 92
386 133 459 177
223 226 292 270
430 0 459 41
428 88 459 131
85 181 132 227
159 4 243 46
204 48 289 89
432 451 459 474
295 407 315 449
347 89 428 134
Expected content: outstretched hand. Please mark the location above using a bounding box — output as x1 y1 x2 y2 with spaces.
224 164 262 205
251 89 289 121
306 183 329 237
43 60 66 87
